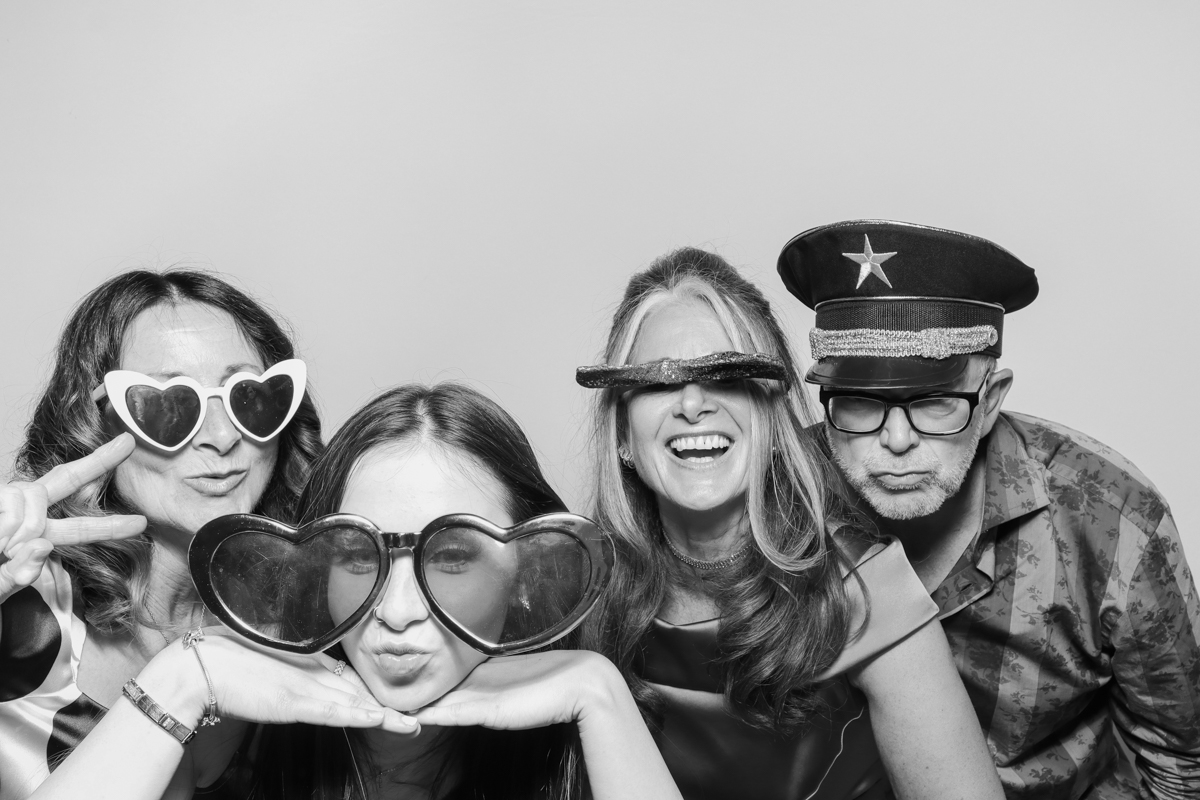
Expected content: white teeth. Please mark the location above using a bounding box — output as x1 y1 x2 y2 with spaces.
668 434 732 452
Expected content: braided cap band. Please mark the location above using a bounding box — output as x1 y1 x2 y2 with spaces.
810 325 997 360
813 297 1005 358
576 351 788 389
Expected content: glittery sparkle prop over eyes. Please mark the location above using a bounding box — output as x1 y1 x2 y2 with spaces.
575 351 789 389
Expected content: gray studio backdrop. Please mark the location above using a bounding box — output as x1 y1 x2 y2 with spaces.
2 2 1197 563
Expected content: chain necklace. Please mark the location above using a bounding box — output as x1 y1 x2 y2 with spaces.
663 534 753 571
146 602 207 651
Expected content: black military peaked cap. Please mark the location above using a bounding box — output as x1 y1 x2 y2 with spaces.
777 219 1039 388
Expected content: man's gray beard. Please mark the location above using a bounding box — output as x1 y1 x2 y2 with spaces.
826 415 984 521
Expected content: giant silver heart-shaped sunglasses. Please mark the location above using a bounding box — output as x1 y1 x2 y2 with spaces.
189 511 613 656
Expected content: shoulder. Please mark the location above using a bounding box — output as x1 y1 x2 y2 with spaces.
1000 411 1171 537
990 413 1190 612
830 524 881 566
820 536 937 679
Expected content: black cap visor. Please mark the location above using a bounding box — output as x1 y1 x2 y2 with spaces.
805 354 970 389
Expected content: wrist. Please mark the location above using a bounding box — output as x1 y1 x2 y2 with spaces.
571 653 632 730
134 641 209 729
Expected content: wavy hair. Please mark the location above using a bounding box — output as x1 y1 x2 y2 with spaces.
581 247 867 731
253 382 584 800
12 269 323 635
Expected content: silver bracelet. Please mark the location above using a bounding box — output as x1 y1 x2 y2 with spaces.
122 679 196 745
182 628 221 726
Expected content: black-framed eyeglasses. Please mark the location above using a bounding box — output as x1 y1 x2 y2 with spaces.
189 511 613 656
819 369 992 436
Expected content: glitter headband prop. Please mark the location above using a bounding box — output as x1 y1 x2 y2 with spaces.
575 351 788 389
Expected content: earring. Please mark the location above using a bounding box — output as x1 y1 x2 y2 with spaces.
617 445 635 468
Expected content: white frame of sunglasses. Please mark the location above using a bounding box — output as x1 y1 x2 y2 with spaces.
91 359 307 452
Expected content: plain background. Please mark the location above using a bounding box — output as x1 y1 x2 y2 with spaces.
2 2 1197 563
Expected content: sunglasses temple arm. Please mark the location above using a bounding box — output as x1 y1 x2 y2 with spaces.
91 384 108 402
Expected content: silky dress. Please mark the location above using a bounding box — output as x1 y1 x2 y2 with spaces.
0 559 104 800
0 559 242 800
641 537 937 800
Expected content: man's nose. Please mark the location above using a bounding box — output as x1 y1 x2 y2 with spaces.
878 406 919 454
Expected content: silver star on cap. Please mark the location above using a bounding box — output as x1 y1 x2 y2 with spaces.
842 235 898 289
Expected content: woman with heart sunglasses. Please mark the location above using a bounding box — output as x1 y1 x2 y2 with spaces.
229 382 681 800
0 270 405 800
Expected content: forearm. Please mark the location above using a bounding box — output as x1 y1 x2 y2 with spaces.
1113 514 1200 800
575 663 682 800
28 646 210 800
857 620 1004 800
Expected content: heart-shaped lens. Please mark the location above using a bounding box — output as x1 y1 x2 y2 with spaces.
229 374 296 438
192 511 610 656
422 528 590 647
125 384 203 448
208 525 381 647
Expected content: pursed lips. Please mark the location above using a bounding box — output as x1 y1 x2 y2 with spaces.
182 468 249 495
371 642 434 679
870 470 931 490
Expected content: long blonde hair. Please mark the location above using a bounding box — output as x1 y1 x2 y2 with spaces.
583 247 866 731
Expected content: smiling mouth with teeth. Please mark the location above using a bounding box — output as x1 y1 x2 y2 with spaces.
668 434 732 462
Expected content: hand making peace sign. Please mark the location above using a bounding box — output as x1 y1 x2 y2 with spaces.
0 433 147 601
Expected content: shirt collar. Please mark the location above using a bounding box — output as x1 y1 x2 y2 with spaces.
979 412 1053 532
931 413 1050 617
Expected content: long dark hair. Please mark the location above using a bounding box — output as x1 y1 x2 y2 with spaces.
253 382 584 800
582 247 867 732
12 269 323 636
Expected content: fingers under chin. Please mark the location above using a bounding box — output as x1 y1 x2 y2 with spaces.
305 703 418 734
412 704 479 728
381 710 421 736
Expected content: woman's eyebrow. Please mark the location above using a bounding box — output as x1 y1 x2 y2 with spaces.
145 362 264 382
222 362 263 379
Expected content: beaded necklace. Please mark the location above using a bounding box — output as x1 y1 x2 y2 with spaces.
663 535 753 571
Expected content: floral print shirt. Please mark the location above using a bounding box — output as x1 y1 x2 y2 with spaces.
933 412 1200 799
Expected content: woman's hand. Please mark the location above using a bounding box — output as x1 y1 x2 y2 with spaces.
137 628 419 735
412 649 617 731
415 649 683 800
28 630 417 800
0 434 147 603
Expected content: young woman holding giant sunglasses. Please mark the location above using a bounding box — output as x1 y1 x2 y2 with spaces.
0 271 403 800
17 381 677 800
225 382 680 800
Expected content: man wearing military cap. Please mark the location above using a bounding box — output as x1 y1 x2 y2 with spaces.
779 220 1200 799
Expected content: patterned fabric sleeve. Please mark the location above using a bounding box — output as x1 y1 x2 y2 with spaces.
0 559 100 800
820 538 938 679
1107 510 1200 799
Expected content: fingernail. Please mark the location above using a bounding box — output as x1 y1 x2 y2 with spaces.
100 434 129 450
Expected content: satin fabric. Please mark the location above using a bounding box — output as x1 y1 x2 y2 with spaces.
0 560 246 800
0 560 102 800
641 538 937 800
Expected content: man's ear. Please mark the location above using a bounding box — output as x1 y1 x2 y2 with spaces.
979 368 1013 437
